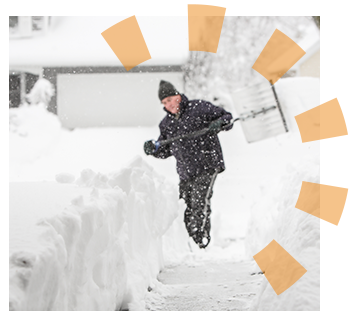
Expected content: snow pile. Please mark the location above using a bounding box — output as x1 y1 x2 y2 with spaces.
244 77 320 310
9 156 180 310
9 103 62 163
26 78 55 105
247 158 320 310
55 172 76 183
9 75 321 310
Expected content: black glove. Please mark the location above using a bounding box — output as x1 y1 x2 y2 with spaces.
144 140 156 155
208 119 225 134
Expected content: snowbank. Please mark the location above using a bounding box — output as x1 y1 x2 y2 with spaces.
247 158 320 310
9 76 321 311
9 103 62 164
244 77 320 310
9 156 180 310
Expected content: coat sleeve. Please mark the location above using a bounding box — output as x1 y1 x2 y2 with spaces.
152 124 172 159
203 101 233 131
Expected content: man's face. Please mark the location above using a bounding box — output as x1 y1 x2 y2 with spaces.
162 95 181 114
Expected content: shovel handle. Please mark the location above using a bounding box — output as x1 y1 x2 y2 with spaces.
157 118 240 147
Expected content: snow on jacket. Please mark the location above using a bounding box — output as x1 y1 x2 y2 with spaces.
153 94 233 182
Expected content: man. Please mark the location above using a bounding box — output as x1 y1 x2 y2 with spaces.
144 80 233 248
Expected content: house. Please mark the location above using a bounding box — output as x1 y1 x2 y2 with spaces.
9 16 189 127
290 25 320 78
9 16 48 107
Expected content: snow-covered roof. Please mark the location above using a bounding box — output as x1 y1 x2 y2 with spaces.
9 16 189 67
291 25 320 70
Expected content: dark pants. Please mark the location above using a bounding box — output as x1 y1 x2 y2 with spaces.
179 169 219 246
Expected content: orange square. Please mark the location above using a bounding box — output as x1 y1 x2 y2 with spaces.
188 5 226 53
252 29 305 84
253 240 307 295
320 97 348 140
294 106 321 143
295 181 348 225
101 16 151 71
295 98 348 143
188 16 224 53
320 184 349 226
295 181 321 218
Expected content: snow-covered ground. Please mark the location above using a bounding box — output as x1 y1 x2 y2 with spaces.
9 77 320 310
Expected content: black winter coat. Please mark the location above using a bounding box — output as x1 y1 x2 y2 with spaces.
153 94 233 182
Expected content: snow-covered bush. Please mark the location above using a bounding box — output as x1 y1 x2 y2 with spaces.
26 78 55 106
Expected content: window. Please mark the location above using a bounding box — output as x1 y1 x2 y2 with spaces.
9 73 21 108
32 16 45 31
9 72 40 108
9 16 49 38
9 16 19 35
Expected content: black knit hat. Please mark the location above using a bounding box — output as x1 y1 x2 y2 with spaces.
158 80 180 101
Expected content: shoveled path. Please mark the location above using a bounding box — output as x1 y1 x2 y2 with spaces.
145 260 263 311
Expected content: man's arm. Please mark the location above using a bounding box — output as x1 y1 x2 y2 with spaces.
144 124 172 159
153 131 172 159
203 102 233 131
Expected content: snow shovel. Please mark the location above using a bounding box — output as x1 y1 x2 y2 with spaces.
154 118 241 150
153 102 277 149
